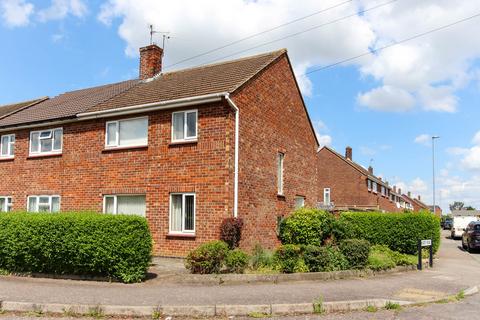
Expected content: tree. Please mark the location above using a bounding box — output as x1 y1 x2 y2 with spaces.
449 201 464 211
465 206 476 211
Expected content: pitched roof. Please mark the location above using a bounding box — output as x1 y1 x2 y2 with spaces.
0 97 48 119
88 49 286 113
0 49 286 129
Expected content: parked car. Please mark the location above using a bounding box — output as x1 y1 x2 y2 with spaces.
451 216 478 239
462 221 480 253
443 218 453 230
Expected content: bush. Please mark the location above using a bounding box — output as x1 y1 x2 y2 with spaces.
279 208 334 246
220 218 244 249
367 245 396 271
339 212 440 254
0 212 152 283
303 245 349 272
339 239 371 269
185 240 229 274
274 244 304 273
250 244 275 270
225 249 249 274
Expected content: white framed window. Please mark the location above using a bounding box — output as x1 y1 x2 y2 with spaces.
381 186 386 196
103 195 146 216
367 180 372 190
30 128 62 155
295 196 305 209
277 152 285 195
323 188 331 205
372 182 378 193
169 193 195 234
27 195 60 213
105 117 148 148
0 196 12 212
0 134 15 158
172 110 198 142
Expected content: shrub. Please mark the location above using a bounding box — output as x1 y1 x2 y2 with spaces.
274 244 303 273
250 244 275 270
339 239 371 269
339 212 440 254
303 245 349 272
367 245 396 271
185 241 229 274
225 249 249 274
0 212 152 283
220 218 244 249
279 208 334 246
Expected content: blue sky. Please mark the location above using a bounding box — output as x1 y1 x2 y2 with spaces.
2 0 480 211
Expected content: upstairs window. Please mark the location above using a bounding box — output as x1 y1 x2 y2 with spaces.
170 193 195 234
381 186 386 196
372 182 378 193
27 195 60 213
30 128 62 155
323 188 331 205
295 196 305 209
367 180 372 190
0 134 15 158
106 117 148 148
277 152 285 195
0 196 12 212
103 195 146 216
172 110 197 142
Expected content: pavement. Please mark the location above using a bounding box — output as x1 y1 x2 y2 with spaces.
0 230 478 319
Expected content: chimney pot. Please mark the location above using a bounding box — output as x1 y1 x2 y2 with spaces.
139 44 163 80
398 188 402 194
368 166 373 175
408 191 411 198
418 195 421 201
393 186 397 192
345 146 352 160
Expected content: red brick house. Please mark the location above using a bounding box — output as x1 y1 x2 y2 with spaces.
0 45 319 256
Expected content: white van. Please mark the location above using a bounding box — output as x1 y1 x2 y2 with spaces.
451 215 478 239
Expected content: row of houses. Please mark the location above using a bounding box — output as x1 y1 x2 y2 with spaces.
0 45 435 256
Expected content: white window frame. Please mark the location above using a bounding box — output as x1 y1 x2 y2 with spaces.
323 188 331 205
367 180 372 191
381 186 386 196
29 128 63 156
105 116 149 149
171 109 198 142
372 182 378 193
0 134 15 158
27 195 61 213
102 194 146 216
295 196 305 209
277 152 285 195
169 193 196 235
0 196 12 212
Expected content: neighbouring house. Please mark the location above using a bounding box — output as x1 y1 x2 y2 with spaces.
316 146 399 212
0 45 320 256
429 205 443 217
403 192 429 212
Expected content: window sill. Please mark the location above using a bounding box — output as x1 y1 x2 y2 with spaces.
166 233 196 239
0 156 14 162
169 139 198 146
102 145 148 153
27 153 62 159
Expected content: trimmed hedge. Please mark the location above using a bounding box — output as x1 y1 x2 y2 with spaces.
279 208 334 246
303 245 349 272
185 240 229 274
339 212 440 255
0 212 152 283
339 239 370 269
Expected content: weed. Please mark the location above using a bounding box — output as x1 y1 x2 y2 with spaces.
248 311 271 318
456 290 465 301
365 305 378 312
313 296 324 314
62 307 77 317
385 301 401 310
151 307 162 320
87 305 104 318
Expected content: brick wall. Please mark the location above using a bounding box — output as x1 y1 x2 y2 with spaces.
0 102 234 257
232 55 319 250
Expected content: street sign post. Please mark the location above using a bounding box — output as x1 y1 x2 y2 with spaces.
418 239 433 270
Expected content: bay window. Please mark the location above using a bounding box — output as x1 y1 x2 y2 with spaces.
0 134 15 158
30 128 62 155
103 195 146 216
106 117 148 148
27 195 60 213
0 197 12 212
172 110 197 142
170 193 195 234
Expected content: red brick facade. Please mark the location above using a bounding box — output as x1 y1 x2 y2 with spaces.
0 53 319 256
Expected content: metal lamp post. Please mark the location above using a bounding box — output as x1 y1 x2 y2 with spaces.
432 136 440 214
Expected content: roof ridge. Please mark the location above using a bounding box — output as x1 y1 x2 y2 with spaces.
157 49 287 78
0 97 49 121
0 97 48 109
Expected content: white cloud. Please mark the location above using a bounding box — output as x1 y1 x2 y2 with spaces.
317 134 332 147
472 131 480 145
446 147 469 156
313 120 332 147
1 0 34 27
357 85 415 112
393 177 429 202
38 0 87 22
414 134 430 146
359 146 375 157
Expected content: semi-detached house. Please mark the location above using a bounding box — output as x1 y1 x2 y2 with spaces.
0 45 320 256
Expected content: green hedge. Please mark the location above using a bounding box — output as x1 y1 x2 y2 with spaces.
0 212 152 283
339 212 440 255
279 208 334 246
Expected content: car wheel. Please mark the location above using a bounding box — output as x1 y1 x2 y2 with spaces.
467 242 472 253
462 240 467 250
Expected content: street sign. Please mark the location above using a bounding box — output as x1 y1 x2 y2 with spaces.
421 239 432 247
